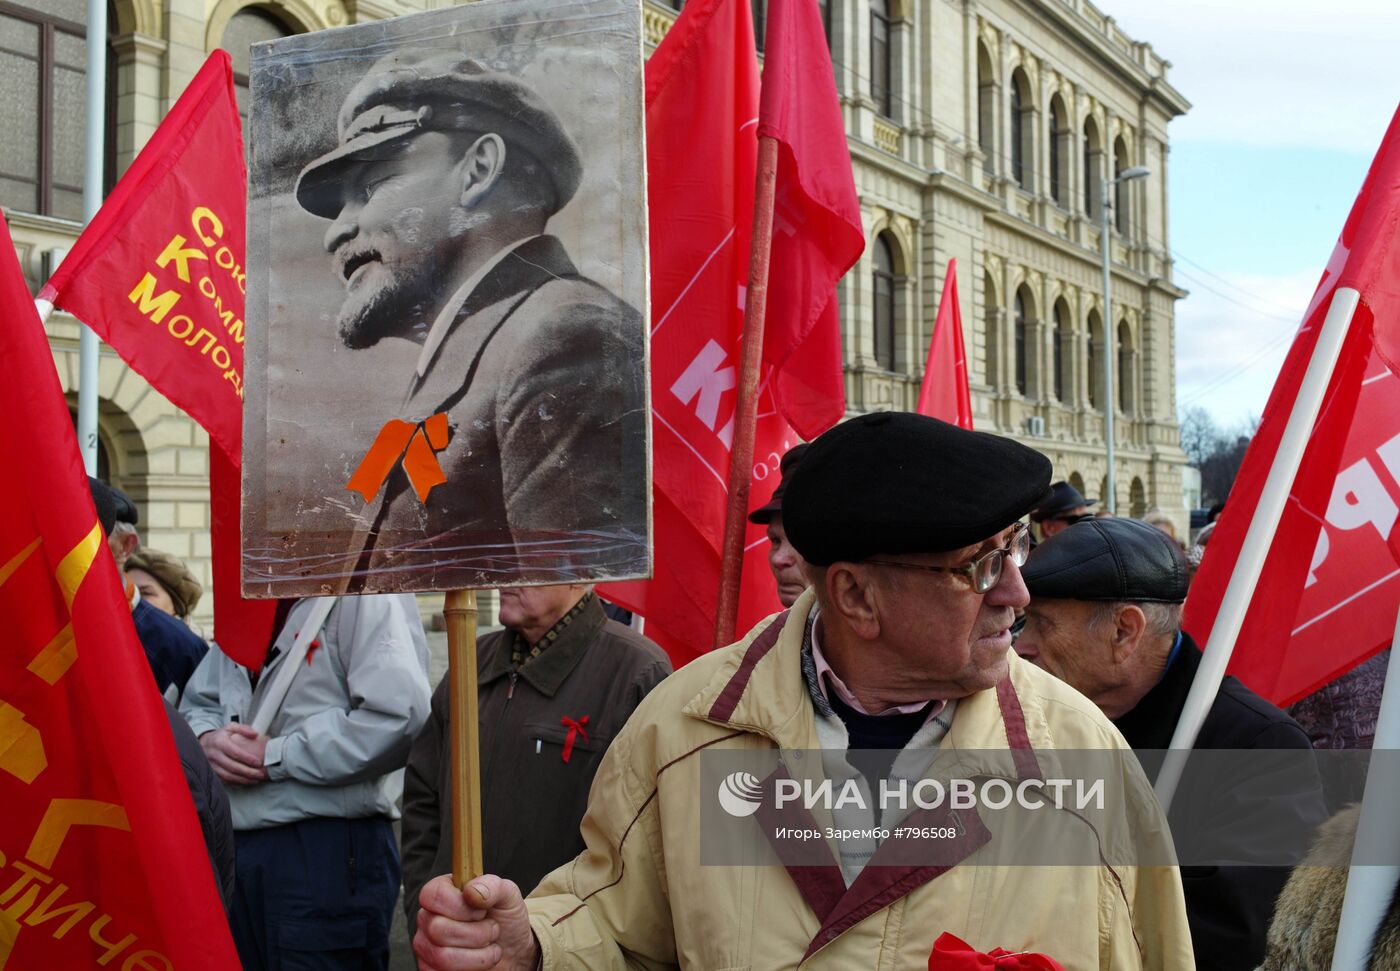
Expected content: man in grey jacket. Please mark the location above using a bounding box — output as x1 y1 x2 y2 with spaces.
181 594 431 970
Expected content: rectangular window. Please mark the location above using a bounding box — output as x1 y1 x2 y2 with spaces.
0 1 86 221
870 10 890 118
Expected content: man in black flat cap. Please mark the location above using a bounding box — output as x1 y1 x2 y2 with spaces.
297 50 645 587
747 443 810 607
88 477 206 698
1018 516 1327 971
412 413 1194 971
1029 480 1097 541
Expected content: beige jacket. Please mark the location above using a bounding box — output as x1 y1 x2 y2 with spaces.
526 590 1195 970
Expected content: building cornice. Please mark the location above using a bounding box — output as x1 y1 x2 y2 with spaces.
1001 0 1191 119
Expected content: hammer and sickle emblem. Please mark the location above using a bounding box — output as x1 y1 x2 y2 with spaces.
346 413 451 505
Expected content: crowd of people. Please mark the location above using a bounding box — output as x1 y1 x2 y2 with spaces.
91 409 1394 970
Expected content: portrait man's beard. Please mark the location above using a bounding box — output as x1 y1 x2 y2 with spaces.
335 248 448 350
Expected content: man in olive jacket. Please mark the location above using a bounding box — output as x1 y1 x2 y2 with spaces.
401 585 670 923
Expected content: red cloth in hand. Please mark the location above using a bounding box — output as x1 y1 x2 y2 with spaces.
928 933 1066 970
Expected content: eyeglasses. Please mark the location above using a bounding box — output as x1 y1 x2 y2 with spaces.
867 524 1031 594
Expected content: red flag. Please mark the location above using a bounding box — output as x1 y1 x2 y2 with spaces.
1185 105 1400 706
916 259 974 428
37 52 274 669
600 0 810 665
760 0 865 438
0 211 238 969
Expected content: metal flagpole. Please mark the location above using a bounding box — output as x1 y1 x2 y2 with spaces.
712 134 779 650
1321 610 1400 968
1329 605 1400 970
1155 287 1361 809
77 0 108 475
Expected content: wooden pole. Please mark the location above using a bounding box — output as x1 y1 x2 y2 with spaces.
444 589 483 885
712 134 781 651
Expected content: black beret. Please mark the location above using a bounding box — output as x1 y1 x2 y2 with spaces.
748 444 809 525
88 476 118 537
297 51 582 220
782 412 1052 566
1022 517 1189 604
1030 480 1097 522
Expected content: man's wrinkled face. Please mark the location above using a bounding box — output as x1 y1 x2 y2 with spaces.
498 585 585 637
766 515 807 607
868 525 1030 696
321 132 465 349
1016 598 1114 701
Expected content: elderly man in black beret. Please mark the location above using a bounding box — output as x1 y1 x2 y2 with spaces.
296 51 644 584
1018 516 1327 971
747 443 810 607
413 413 1193 971
1028 479 1097 541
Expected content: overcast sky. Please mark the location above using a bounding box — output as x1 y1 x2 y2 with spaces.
1101 0 1399 429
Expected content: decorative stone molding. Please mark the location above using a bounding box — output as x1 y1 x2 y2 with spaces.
873 117 902 155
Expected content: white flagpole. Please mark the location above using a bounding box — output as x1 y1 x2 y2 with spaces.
1330 605 1400 970
250 597 338 736
1155 287 1361 809
76 0 108 476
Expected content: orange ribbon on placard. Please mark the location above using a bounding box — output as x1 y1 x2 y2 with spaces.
346 413 450 505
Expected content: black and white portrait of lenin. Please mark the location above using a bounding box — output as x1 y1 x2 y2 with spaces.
241 0 650 598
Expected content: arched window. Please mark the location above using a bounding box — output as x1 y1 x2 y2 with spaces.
983 269 999 385
1087 309 1103 408
752 0 766 51
1114 137 1131 234
1052 299 1070 402
869 0 891 118
1049 95 1069 207
1013 290 1028 396
1009 74 1025 188
977 43 996 177
1118 320 1133 413
1130 477 1147 518
872 233 896 371
221 5 297 127
816 0 833 44
1010 69 1034 191
1083 116 1102 220
1069 471 1086 496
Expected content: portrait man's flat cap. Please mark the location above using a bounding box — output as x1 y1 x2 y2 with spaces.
1029 480 1097 522
1021 516 1189 603
781 412 1051 566
296 51 583 220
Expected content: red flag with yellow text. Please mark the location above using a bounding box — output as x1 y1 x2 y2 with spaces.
37 51 274 669
0 211 238 969
916 259 974 428
1185 105 1400 705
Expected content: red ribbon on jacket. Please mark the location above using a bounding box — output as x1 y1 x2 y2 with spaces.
928 933 1065 970
560 715 589 763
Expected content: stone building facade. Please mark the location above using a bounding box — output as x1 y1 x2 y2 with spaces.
5 0 1189 624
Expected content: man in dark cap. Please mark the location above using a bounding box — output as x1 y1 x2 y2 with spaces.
747 443 810 606
88 477 206 697
296 51 644 584
1029 480 1097 540
1018 516 1327 971
86 477 233 907
413 413 1193 970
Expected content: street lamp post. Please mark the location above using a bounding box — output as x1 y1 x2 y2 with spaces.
1100 164 1150 515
